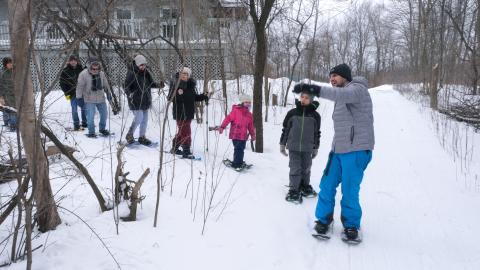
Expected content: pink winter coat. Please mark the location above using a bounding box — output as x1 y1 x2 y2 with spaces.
220 104 256 141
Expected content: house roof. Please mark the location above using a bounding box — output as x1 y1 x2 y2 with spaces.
218 0 247 8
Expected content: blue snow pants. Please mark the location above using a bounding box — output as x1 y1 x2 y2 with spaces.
315 150 372 229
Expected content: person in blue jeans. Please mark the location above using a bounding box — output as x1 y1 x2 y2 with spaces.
303 63 375 242
76 57 112 137
60 55 87 130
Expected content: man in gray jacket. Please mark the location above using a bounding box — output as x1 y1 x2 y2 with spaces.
76 57 112 137
309 63 374 242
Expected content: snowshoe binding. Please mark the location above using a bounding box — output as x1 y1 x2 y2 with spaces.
285 189 303 204
312 220 333 240
341 228 362 245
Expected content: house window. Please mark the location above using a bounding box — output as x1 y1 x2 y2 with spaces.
46 24 62 40
162 24 176 38
161 8 178 19
116 9 132 20
115 8 134 36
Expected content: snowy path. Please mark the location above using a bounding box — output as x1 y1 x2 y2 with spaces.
2 84 480 270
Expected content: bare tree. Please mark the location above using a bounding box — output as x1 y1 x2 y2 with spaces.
248 0 276 153
8 0 61 233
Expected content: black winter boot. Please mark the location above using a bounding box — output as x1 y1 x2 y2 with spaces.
99 129 110 136
126 133 134 144
181 145 193 158
138 136 152 146
301 184 317 198
314 220 331 235
285 189 302 204
170 143 183 155
344 228 359 240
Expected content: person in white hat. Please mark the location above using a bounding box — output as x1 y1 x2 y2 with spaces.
124 54 164 145
218 94 256 171
167 66 209 158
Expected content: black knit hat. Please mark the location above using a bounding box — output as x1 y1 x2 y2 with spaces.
69 54 79 61
329 63 352 82
2 57 12 68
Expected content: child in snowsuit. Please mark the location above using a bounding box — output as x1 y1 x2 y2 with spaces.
280 88 321 204
219 94 256 171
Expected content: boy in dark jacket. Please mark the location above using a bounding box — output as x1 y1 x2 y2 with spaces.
167 67 209 158
124 54 164 145
280 86 321 204
60 55 86 130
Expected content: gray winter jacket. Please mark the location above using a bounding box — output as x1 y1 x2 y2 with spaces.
280 101 321 152
76 65 111 104
318 77 374 154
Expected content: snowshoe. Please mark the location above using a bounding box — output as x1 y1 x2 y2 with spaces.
66 126 84 132
301 184 317 198
223 159 252 172
170 148 183 155
209 126 221 131
85 133 97 138
181 155 202 161
285 189 303 204
341 228 362 245
312 220 333 240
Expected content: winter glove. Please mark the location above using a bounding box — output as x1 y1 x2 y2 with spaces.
293 83 305 94
309 85 321 97
66 95 71 101
218 127 224 134
203 94 210 105
280 145 288 157
312 149 318 159
112 106 120 116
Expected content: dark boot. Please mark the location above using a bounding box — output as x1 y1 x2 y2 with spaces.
170 142 183 155
344 228 359 241
138 136 152 146
126 133 134 144
314 220 331 235
99 129 110 136
181 145 193 158
285 189 302 204
300 184 317 198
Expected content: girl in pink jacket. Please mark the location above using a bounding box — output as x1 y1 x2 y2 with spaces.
219 94 256 169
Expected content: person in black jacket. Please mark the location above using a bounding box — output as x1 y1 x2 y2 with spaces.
167 67 209 157
280 87 321 204
124 54 164 145
60 55 86 130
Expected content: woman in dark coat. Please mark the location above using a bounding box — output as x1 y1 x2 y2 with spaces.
124 54 164 145
167 67 208 157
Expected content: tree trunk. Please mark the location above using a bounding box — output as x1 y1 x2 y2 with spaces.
253 28 266 152
249 0 276 153
8 0 61 232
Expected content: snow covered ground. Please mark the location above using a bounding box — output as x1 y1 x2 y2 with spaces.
1 79 480 270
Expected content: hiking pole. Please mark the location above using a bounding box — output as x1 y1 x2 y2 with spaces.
205 98 209 152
